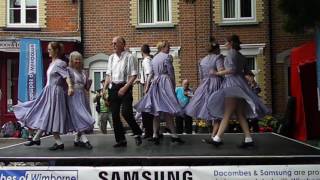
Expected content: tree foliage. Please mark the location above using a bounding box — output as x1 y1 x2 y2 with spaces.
278 0 320 33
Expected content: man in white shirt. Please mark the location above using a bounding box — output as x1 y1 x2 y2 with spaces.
138 44 153 139
103 36 142 147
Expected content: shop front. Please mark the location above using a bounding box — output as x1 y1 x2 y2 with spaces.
0 39 80 126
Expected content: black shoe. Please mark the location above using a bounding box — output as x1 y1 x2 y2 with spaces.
48 143 64 151
113 141 127 148
27 137 33 141
238 141 254 149
83 142 93 150
135 136 142 146
202 138 223 147
144 136 153 141
159 133 164 139
74 141 84 147
24 140 41 146
202 138 214 144
152 137 160 145
171 137 185 144
142 135 152 139
164 128 172 133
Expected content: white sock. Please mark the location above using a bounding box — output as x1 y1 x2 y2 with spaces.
213 136 221 142
245 137 253 143
74 134 80 142
55 138 63 145
80 134 89 143
32 130 43 141
153 133 158 138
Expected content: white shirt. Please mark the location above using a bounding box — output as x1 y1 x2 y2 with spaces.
106 51 138 84
140 56 152 84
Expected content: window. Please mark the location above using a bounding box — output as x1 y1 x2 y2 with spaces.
222 0 255 23
138 0 171 25
220 43 265 83
245 56 259 80
93 71 106 91
7 0 39 27
246 57 255 71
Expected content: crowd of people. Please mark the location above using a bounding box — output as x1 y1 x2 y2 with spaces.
13 34 270 150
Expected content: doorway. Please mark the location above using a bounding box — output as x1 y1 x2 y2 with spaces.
0 52 19 126
84 53 109 129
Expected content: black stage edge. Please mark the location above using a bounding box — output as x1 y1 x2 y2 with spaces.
0 133 319 166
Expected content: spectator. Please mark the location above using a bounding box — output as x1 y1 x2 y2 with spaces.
175 79 193 134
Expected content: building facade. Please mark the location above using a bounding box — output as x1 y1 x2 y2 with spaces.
82 0 278 111
0 0 313 125
0 0 81 125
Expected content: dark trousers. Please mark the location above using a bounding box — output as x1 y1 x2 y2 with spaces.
141 112 153 137
175 114 193 134
108 84 142 142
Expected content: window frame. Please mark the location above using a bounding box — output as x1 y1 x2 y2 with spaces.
245 56 258 77
7 0 40 28
220 43 265 83
137 0 172 26
221 0 256 24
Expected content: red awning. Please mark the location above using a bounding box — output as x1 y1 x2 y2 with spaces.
290 41 319 141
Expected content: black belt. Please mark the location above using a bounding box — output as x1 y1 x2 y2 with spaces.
112 82 126 89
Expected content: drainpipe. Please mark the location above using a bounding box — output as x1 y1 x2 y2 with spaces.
194 1 199 85
268 0 274 110
80 0 84 56
209 0 213 41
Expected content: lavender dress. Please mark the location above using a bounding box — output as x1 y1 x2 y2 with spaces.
14 59 74 133
134 52 182 116
185 54 224 120
207 49 270 119
67 68 95 132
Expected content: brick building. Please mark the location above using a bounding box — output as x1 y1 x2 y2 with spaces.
0 0 81 125
83 0 312 116
0 0 313 125
270 0 313 113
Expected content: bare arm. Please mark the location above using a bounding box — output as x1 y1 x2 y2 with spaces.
213 55 233 76
144 73 153 93
66 77 74 96
102 75 111 93
118 75 137 96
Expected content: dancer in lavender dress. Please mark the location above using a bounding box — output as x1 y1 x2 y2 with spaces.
135 41 184 145
67 51 95 150
207 35 270 148
14 42 74 150
185 42 224 138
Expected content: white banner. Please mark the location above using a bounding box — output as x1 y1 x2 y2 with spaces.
0 165 320 180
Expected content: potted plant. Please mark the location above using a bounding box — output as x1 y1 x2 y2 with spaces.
258 115 279 133
195 120 210 133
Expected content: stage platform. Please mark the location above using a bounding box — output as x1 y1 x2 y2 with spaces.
0 133 319 166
